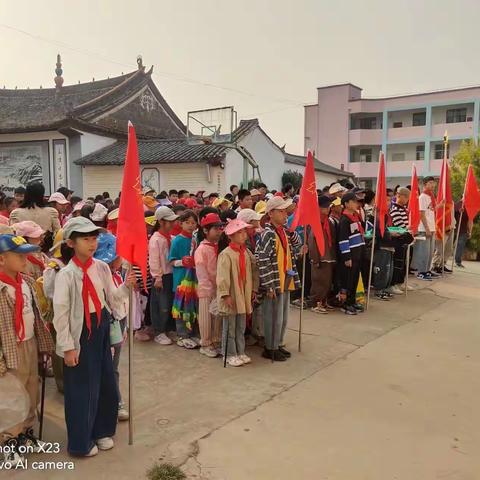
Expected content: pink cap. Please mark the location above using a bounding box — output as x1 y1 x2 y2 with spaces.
72 201 85 212
224 218 249 236
48 192 70 205
12 220 45 238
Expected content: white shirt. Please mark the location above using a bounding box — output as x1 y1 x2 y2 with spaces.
418 193 435 232
7 281 35 341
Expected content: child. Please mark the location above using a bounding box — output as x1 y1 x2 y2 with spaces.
149 206 179 346
0 234 54 466
94 232 129 422
237 209 263 252
337 192 366 315
12 221 49 280
309 196 337 314
217 219 258 367
53 217 135 457
256 196 301 362
194 213 224 358
168 210 199 349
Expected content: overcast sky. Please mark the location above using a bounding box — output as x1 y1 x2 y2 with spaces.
1 0 479 154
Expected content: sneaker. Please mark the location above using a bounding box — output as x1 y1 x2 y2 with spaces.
154 333 173 345
177 337 198 349
239 354 252 364
96 437 114 451
352 303 365 312
290 298 307 309
191 337 202 346
118 404 129 421
85 445 99 457
325 303 336 311
199 346 218 358
374 292 390 301
278 346 291 358
3 437 24 467
443 266 453 274
311 305 328 314
416 272 432 281
134 329 151 341
261 349 287 361
456 263 465 269
427 270 441 278
226 356 244 367
18 428 47 453
341 305 358 315
387 285 404 295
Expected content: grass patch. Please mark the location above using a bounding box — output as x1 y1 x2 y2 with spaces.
146 462 186 480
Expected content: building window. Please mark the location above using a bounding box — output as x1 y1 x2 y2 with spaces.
393 121 403 128
434 143 449 160
359 148 372 162
412 112 426 126
392 152 405 162
446 108 467 124
359 117 377 129
416 145 425 161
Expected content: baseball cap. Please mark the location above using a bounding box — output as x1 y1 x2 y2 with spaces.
94 232 117 264
12 221 45 239
341 192 357 206
63 217 101 240
72 201 86 213
155 206 179 222
200 213 223 227
48 192 70 205
0 234 40 254
250 188 261 196
90 203 108 222
224 219 250 236
329 183 347 195
266 196 293 213
255 200 267 215
331 197 342 207
237 208 262 224
184 198 200 209
318 195 332 208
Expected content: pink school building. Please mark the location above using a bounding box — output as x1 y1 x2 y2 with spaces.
304 83 480 188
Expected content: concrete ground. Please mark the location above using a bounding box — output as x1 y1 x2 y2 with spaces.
7 263 480 479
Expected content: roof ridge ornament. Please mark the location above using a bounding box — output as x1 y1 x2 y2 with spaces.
137 55 144 71
54 54 64 91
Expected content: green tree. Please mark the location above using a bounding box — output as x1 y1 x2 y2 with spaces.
450 139 480 199
282 170 303 191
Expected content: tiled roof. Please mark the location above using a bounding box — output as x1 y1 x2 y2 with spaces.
284 152 354 178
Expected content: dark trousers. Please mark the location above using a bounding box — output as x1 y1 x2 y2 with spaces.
310 262 334 303
339 260 361 306
455 233 468 265
150 274 174 334
392 244 407 285
63 309 118 456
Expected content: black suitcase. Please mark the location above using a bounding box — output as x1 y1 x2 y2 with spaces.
372 248 394 290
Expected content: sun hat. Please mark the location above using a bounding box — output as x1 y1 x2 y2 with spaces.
237 209 262 224
255 201 267 215
200 213 223 228
328 183 347 195
0 234 40 254
266 196 293 213
48 192 70 205
94 232 117 264
224 219 250 236
90 203 108 222
72 201 86 213
155 206 179 222
107 208 119 220
212 197 232 209
63 217 101 240
12 221 45 239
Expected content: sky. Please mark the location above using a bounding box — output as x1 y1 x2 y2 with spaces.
1 0 480 154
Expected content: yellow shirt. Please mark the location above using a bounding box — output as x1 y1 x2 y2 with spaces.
275 234 294 292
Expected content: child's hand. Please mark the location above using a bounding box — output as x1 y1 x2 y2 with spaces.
64 349 79 367
266 289 276 299
125 271 137 288
223 295 234 309
252 292 257 304
182 256 195 268
154 277 163 290
344 259 352 268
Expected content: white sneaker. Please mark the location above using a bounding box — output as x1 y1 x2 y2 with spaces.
239 354 252 364
3 438 24 467
177 337 197 349
154 333 173 345
387 285 404 295
227 356 244 367
85 445 99 457
199 346 218 358
96 437 114 451
118 404 129 421
191 336 202 346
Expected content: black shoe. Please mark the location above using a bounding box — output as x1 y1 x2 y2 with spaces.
341 305 357 315
352 303 365 312
374 292 390 301
278 346 291 358
262 349 287 361
443 266 453 274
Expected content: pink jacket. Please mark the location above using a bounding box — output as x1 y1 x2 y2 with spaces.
149 232 172 279
194 241 218 299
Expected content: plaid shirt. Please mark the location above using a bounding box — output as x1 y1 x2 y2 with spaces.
0 274 54 370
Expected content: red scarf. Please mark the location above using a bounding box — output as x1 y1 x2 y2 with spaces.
159 231 172 248
72 257 102 338
228 242 246 289
274 225 288 273
170 223 182 236
322 216 332 247
112 271 123 288
0 272 25 341
27 254 45 272
342 211 365 236
203 241 218 257
423 187 436 209
181 231 193 239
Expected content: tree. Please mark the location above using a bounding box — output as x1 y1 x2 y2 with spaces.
282 170 303 191
450 139 480 199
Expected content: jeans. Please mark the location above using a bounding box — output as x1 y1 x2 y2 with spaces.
112 318 126 405
455 233 468 265
412 235 435 273
222 314 246 356
262 291 290 350
150 274 173 335
432 230 454 269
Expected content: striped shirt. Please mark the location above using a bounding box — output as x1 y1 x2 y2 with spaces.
390 203 408 228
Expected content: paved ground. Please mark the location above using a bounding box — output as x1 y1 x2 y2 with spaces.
7 263 480 479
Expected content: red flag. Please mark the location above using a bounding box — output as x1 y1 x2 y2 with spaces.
435 155 453 240
464 164 480 221
375 151 388 237
290 151 324 255
117 122 148 287
408 164 421 234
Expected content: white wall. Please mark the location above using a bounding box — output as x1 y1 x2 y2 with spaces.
388 109 426 128
79 131 117 157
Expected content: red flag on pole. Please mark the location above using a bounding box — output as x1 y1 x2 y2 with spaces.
408 164 421 234
290 150 324 255
435 154 453 240
117 122 148 287
375 151 388 237
464 164 480 221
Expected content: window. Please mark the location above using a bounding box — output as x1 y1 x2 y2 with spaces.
416 145 425 161
412 112 426 126
359 148 372 162
446 108 467 123
392 153 405 162
359 117 377 129
393 121 403 128
434 143 449 160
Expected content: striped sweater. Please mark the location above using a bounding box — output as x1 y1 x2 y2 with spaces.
256 223 302 293
338 214 365 261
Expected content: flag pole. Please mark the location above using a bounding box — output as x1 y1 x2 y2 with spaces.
128 278 134 445
365 208 377 310
451 175 468 271
404 243 411 297
298 235 307 353
441 133 448 275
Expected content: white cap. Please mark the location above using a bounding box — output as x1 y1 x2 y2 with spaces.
90 203 108 222
48 192 70 205
154 206 179 222
266 196 293 213
237 208 262 224
328 183 347 195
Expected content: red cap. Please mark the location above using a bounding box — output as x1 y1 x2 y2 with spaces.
200 213 223 227
184 198 200 209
